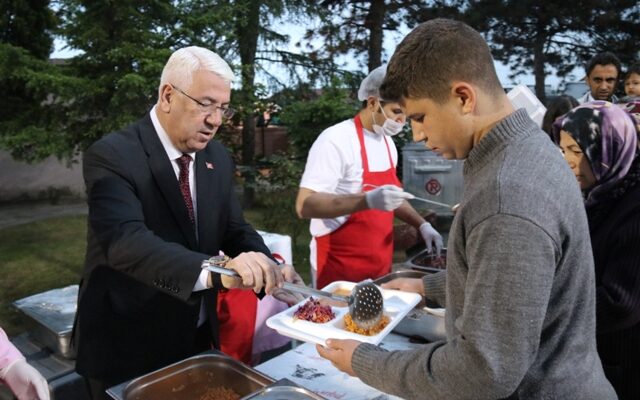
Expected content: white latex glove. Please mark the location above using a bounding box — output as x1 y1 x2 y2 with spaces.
419 222 443 256
2 359 50 400
365 185 414 211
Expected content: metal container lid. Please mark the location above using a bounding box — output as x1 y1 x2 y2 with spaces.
13 285 78 336
242 385 326 399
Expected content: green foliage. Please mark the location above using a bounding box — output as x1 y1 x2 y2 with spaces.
404 0 640 99
252 152 310 268
0 0 56 59
280 78 360 157
0 43 85 161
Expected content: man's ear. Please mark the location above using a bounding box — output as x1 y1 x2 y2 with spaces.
451 82 476 114
158 84 174 112
367 96 379 111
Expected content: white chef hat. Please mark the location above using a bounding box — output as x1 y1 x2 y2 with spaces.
357 64 387 101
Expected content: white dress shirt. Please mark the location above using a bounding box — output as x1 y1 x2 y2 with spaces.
150 106 210 297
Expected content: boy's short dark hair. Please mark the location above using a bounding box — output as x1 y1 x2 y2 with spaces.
585 52 621 77
380 18 503 104
625 62 640 81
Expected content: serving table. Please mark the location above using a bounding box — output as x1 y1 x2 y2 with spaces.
255 333 426 400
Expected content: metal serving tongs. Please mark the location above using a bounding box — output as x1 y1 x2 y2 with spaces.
362 183 455 210
202 261 384 329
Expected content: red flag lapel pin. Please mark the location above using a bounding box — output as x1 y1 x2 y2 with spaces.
205 161 214 170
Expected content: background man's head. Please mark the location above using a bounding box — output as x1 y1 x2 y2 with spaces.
380 18 506 160
584 52 621 101
358 64 406 134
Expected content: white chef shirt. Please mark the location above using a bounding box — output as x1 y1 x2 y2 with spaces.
299 118 398 286
299 118 398 238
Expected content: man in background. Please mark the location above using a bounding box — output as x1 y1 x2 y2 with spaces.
579 52 621 103
296 65 443 289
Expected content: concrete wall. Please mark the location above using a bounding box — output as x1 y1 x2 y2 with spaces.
0 150 85 203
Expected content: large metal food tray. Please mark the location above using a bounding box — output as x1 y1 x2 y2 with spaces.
107 352 275 400
373 270 446 342
12 285 78 359
241 378 326 399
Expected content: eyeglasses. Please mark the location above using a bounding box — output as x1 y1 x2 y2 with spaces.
171 85 235 119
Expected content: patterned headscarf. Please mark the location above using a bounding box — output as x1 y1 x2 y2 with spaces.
552 100 639 207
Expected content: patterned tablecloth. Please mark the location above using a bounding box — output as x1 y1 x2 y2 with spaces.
255 333 426 400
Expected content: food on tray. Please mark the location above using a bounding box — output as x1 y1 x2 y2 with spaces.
199 386 240 400
332 288 351 297
344 313 390 336
413 252 446 269
293 297 335 323
318 287 350 307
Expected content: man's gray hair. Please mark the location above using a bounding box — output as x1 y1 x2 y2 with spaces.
158 46 235 99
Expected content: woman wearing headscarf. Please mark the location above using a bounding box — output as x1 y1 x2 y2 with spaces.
552 100 640 399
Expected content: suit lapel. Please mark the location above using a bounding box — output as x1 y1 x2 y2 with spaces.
195 149 222 253
138 115 198 249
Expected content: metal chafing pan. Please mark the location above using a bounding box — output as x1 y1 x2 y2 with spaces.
107 352 274 400
241 378 326 399
404 247 447 272
12 285 78 359
373 270 446 342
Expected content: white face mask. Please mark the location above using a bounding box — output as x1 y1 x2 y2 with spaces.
372 104 405 136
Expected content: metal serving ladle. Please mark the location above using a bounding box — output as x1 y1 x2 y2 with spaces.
202 262 384 329
362 183 454 210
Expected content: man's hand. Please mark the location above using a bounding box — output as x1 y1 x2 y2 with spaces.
419 222 443 255
316 339 361 376
380 277 425 296
271 264 307 305
365 185 414 211
222 252 283 294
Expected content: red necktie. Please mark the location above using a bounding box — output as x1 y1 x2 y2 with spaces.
177 154 195 224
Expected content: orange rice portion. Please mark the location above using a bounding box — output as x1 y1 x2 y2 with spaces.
343 313 390 336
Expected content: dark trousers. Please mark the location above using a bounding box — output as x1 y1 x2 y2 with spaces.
84 322 213 399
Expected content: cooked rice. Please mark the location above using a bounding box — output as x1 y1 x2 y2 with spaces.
199 386 240 400
343 313 390 336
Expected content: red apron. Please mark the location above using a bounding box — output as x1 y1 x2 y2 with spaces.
315 115 401 289
216 289 256 364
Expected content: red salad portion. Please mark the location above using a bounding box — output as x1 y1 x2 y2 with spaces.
293 297 335 323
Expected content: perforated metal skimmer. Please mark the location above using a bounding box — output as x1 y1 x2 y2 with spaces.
202 262 384 329
348 280 384 329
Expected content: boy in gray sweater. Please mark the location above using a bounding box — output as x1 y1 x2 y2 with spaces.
316 19 617 399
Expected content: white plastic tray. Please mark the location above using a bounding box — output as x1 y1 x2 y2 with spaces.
266 281 422 345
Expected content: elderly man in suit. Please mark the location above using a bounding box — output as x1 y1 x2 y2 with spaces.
73 46 301 399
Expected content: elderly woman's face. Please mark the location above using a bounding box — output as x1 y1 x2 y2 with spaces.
559 131 597 190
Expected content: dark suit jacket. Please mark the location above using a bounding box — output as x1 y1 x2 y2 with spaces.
73 113 271 384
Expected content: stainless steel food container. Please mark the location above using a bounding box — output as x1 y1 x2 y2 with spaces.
373 270 446 342
12 285 78 359
241 378 326 399
404 247 447 272
107 352 275 400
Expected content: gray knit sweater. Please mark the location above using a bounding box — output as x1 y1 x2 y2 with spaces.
352 109 617 399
